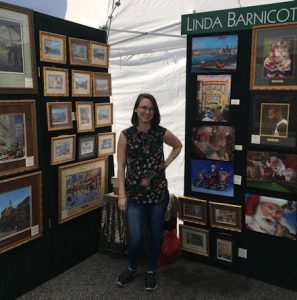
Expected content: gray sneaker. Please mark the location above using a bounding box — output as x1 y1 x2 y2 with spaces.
117 268 136 287
145 272 158 291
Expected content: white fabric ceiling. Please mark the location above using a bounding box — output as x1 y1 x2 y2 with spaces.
1 0 292 196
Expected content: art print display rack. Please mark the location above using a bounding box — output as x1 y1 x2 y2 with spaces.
181 0 297 291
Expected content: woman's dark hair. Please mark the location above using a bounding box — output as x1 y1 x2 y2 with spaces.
131 93 161 126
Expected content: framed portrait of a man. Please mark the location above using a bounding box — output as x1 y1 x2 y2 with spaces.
245 193 296 240
250 94 297 148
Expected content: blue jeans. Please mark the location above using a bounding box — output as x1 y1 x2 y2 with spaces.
126 190 169 272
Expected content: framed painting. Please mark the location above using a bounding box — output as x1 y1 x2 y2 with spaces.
77 134 96 161
196 74 231 122
191 159 234 197
179 224 209 257
97 132 116 156
76 102 95 133
192 125 235 161
250 94 297 148
245 193 296 240
89 41 109 67
178 196 207 225
246 151 297 194
72 70 92 97
39 31 66 64
93 72 112 97
46 102 73 131
51 135 76 165
68 37 89 65
43 67 69 96
58 157 107 223
191 34 238 73
95 103 113 127
209 202 242 232
0 171 42 253
0 100 38 178
0 2 37 94
250 23 297 91
213 232 235 266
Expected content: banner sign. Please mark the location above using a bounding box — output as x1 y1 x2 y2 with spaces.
181 1 297 35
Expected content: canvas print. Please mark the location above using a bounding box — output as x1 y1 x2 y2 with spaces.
250 23 297 90
191 159 234 197
58 158 107 223
0 113 26 164
192 125 235 161
179 224 209 256
0 185 31 242
246 151 297 194
245 193 296 240
250 94 297 148
68 37 89 65
196 75 231 122
0 18 23 73
191 34 238 72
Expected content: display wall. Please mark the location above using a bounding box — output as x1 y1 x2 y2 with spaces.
0 2 113 298
182 2 297 291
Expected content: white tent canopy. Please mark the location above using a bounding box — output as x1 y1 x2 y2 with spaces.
1 0 292 195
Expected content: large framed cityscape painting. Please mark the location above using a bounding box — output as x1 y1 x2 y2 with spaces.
0 171 42 253
58 157 107 223
0 100 38 178
0 2 37 93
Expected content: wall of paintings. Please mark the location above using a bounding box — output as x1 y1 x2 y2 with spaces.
0 2 113 298
183 16 297 290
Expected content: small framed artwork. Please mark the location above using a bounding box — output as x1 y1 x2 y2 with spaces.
191 159 234 197
39 31 66 64
89 41 109 67
179 224 209 257
72 70 92 97
68 37 89 65
245 193 296 239
0 171 42 254
77 135 96 161
43 67 69 96
97 132 116 156
93 72 112 97
191 34 238 73
46 102 73 131
95 103 113 127
213 232 235 266
209 202 242 232
51 135 76 165
192 125 235 161
0 2 37 93
246 151 297 194
250 23 297 91
196 75 231 122
250 94 297 148
178 196 207 225
0 100 38 178
58 157 108 223
76 102 95 133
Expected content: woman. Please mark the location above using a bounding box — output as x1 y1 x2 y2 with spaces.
116 93 182 291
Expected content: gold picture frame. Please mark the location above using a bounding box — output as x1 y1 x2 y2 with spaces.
68 37 89 65
92 72 112 97
95 103 113 128
97 132 116 156
76 102 95 133
89 41 109 67
43 67 69 96
72 70 92 97
51 135 76 165
39 31 66 64
46 102 73 131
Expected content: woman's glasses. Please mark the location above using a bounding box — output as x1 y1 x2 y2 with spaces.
138 105 154 112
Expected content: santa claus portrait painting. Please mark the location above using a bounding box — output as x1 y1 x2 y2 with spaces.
245 193 296 240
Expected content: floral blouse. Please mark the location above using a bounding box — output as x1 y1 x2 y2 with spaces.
123 125 168 204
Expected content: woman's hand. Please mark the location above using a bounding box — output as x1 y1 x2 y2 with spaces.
118 195 127 212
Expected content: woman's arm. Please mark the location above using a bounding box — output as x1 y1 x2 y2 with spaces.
117 132 128 212
163 129 182 169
